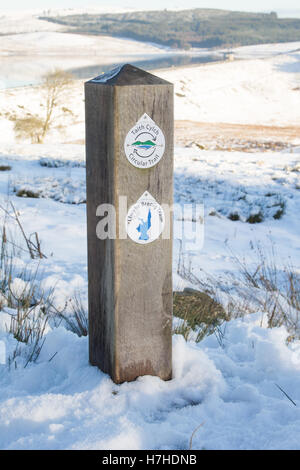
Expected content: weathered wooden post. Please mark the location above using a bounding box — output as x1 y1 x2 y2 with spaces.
85 64 173 384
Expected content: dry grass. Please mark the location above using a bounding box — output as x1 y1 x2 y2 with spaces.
189 422 204 450
14 116 45 144
50 291 88 337
177 241 300 342
0 202 46 259
175 120 300 151
173 289 227 342
0 201 87 371
16 189 40 199
0 205 51 368
1 241 52 368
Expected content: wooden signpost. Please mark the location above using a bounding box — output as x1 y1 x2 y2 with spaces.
85 64 173 384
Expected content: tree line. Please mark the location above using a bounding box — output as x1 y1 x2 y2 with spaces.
40 8 300 49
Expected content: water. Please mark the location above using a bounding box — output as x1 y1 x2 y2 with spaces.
69 53 222 80
0 77 40 89
0 52 223 89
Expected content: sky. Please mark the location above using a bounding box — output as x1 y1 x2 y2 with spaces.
1 0 300 15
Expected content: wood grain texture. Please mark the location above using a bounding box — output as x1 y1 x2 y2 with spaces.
85 65 173 384
85 82 115 375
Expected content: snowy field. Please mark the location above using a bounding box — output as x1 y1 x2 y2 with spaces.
0 31 300 449
0 145 300 450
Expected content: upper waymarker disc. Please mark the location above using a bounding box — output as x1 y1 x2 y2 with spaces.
124 113 165 169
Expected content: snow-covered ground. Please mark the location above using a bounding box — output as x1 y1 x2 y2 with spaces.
0 142 300 449
0 37 300 449
0 7 132 35
159 48 300 125
231 41 300 59
1 313 300 450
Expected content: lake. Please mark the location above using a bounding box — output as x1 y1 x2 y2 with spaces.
69 53 223 80
0 52 223 89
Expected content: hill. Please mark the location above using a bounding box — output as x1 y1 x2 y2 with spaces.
40 8 300 49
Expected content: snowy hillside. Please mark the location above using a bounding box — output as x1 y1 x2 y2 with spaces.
1 44 300 143
0 8 131 35
159 48 300 125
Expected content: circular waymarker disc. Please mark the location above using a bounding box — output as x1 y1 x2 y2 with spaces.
124 113 165 169
126 191 165 244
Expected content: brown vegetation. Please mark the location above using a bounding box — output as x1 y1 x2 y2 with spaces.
175 120 300 152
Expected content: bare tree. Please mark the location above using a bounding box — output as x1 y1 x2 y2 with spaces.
14 69 73 143
40 69 73 141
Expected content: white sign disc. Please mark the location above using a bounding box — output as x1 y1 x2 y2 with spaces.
126 191 165 244
124 113 165 169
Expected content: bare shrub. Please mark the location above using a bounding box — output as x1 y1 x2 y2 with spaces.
14 115 45 143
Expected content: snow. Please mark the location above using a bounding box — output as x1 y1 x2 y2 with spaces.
0 36 300 449
1 315 300 449
0 8 132 35
0 31 166 55
159 51 300 125
0 11 65 35
0 142 300 449
231 41 300 59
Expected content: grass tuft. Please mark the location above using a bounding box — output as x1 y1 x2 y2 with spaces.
16 189 40 198
246 212 264 224
50 291 88 337
228 212 240 221
173 289 227 342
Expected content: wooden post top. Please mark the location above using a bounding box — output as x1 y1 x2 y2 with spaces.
85 63 172 87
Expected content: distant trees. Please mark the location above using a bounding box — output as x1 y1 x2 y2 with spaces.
14 69 73 143
40 9 300 49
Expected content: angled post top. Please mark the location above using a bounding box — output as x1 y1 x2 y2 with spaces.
86 63 172 86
